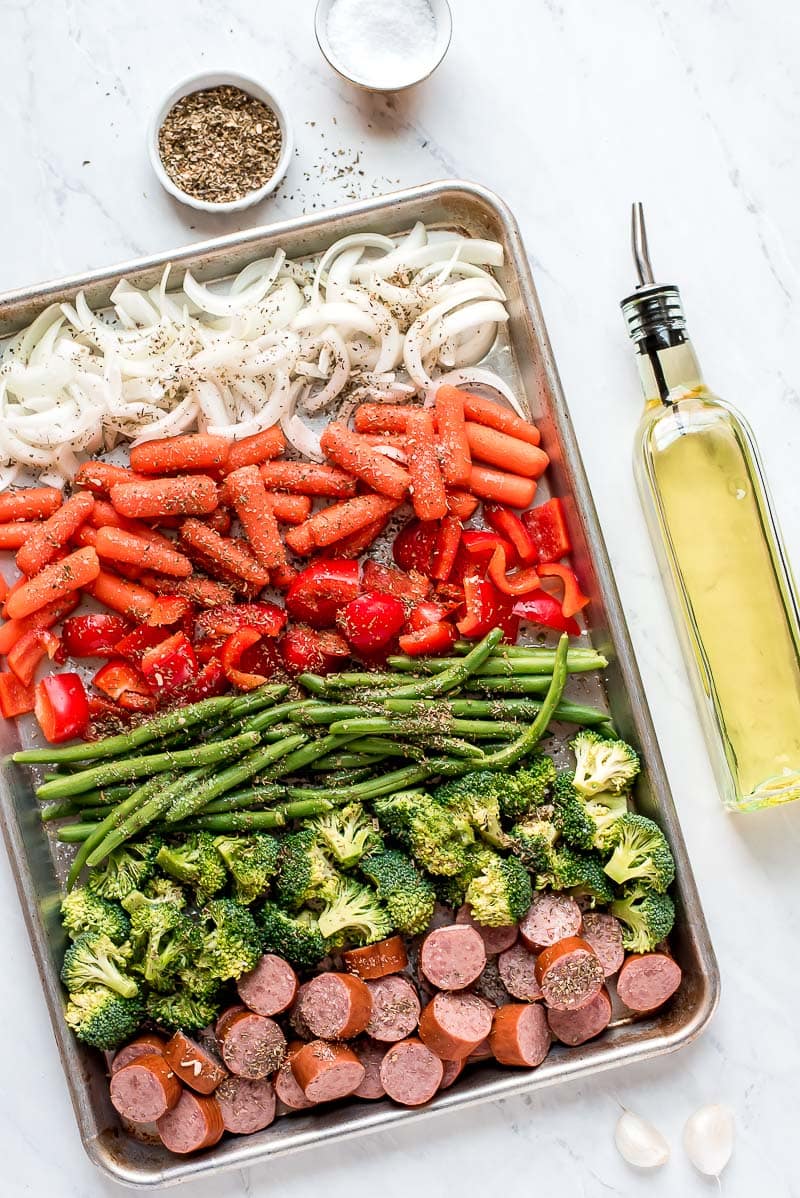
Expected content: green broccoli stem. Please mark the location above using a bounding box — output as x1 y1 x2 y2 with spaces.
379 628 505 700
164 734 309 823
384 696 611 728
86 765 214 865
175 798 334 833
287 764 432 804
35 730 262 802
14 693 241 765
385 648 606 676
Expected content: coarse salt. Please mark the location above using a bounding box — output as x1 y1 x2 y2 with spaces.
326 0 439 88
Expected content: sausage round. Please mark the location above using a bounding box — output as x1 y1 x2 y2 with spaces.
157 1091 225 1154
497 943 543 1002
218 1010 287 1079
418 992 494 1060
351 1038 387 1100
535 936 605 1012
215 1076 276 1135
273 1041 315 1112
616 953 682 1013
109 1054 182 1123
111 1033 167 1074
164 1031 228 1095
546 987 612 1046
580 912 625 978
365 975 421 1043
519 894 583 951
298 972 372 1039
237 954 299 1017
291 1040 365 1103
288 982 313 1040
215 1004 248 1041
343 935 409 979
419 924 486 991
456 904 518 955
379 1038 443 1106
467 1036 494 1062
489 1003 552 1067
439 1057 465 1090
471 957 512 1008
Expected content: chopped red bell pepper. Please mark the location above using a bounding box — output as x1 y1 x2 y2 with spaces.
512 591 581 636
34 673 90 743
221 627 276 691
339 591 406 657
536 562 590 618
7 628 64 687
0 672 35 718
431 517 462 583
140 632 198 691
194 602 286 639
407 600 457 632
62 614 132 658
285 560 360 629
486 546 542 597
171 658 228 704
522 498 572 562
461 529 519 567
279 627 350 676
86 696 133 738
361 560 429 603
114 625 171 665
484 503 538 564
93 660 155 708
456 574 519 643
194 635 227 665
392 519 438 576
398 620 458 656
146 595 193 627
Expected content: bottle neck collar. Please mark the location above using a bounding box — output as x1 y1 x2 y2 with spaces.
636 340 706 405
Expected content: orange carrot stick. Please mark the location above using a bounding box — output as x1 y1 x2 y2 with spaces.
146 575 235 608
0 487 62 522
446 491 480 520
225 426 286 472
89 501 176 552
283 524 316 557
6 547 100 620
94 526 193 578
468 464 537 509
0 593 80 656
264 492 312 525
357 433 409 453
0 522 43 550
406 410 448 521
303 495 400 550
110 476 219 519
223 466 286 571
447 387 540 447
259 461 357 498
179 520 271 587
320 422 411 500
88 569 156 620
352 403 418 434
130 433 231 475
435 388 472 487
15 492 95 577
74 462 146 495
464 422 549 478
318 516 388 559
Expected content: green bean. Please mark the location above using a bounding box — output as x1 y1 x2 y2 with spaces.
345 737 428 762
178 798 334 833
297 672 398 693
200 784 285 815
379 628 504 700
312 767 375 785
87 766 212 864
71 784 137 808
385 648 606 676
383 696 610 727
40 801 80 822
226 684 291 719
237 701 310 734
166 734 308 823
256 733 359 784
288 703 377 725
57 823 98 843
328 715 521 741
310 752 385 770
463 676 553 696
287 764 432 803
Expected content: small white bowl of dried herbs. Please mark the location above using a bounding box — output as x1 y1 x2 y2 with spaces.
148 71 293 213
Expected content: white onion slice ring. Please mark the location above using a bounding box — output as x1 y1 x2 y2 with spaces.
425 367 527 417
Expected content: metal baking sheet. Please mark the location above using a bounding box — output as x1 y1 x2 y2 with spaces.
0 180 719 1188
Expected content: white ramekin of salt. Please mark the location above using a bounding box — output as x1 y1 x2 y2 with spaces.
315 0 452 92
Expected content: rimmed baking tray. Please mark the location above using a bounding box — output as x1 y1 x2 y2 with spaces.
0 180 719 1187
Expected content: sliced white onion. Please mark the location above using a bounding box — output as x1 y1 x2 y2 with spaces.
352 238 504 282
426 367 527 417
302 328 351 414
0 464 21 492
281 383 323 460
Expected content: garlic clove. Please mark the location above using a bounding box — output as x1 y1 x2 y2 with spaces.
614 1110 670 1169
683 1104 735 1177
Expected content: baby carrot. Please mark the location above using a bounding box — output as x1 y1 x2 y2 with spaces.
0 487 62 522
0 522 42 550
205 507 232 535
156 576 235 608
89 501 176 552
6 547 100 620
352 403 417 434
469 464 537 509
259 461 357 498
284 524 316 556
179 520 271 588
304 494 400 550
110 475 218 519
16 492 95 577
223 465 286 571
130 433 230 475
320 421 411 500
464 422 549 478
225 426 286 472
94 526 193 578
435 388 472 487
0 593 80 656
265 492 311 525
448 387 541 447
357 433 409 453
74 462 146 495
321 516 388 559
446 491 480 520
87 569 155 621
406 409 448 521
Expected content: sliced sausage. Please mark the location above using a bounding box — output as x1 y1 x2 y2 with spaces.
109 1054 182 1123
351 1038 387 1100
365 975 421 1043
419 924 486 991
215 1004 247 1041
471 957 512 1008
218 1010 287 1079
547 987 612 1046
164 1031 228 1095
580 912 625 978
467 1036 494 1062
535 936 605 1012
237 954 299 1017
111 1033 167 1074
118 1116 161 1145
456 904 518 955
288 983 313 1040
291 1040 365 1103
343 935 408 979
616 953 682 1013
439 1057 465 1090
274 1042 315 1112
298 972 372 1039
418 992 494 1060
157 1091 225 1154
379 1038 443 1107
216 1076 276 1135
489 1003 551 1067
497 943 543 1002
519 894 583 952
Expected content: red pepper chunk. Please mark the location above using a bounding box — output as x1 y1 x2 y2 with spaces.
285 560 360 629
461 529 518 567
93 660 155 707
392 519 438 576
0 672 35 718
537 563 590 618
486 546 542 597
484 503 538 564
222 627 271 691
140 632 198 691
279 627 350 677
34 673 90 743
7 628 64 687
522 498 572 562
511 592 581 636
398 620 458 657
456 575 519 643
62 614 132 658
340 591 406 657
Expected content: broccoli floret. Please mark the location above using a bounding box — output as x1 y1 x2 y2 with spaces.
124 892 203 991
259 902 326 968
143 876 188 907
571 731 640 797
373 790 475 877
551 772 596 850
274 829 340 910
60 888 130 945
612 884 676 953
175 963 222 999
360 848 436 935
464 852 532 926
213 833 280 904
496 756 557 821
601 813 675 893
86 836 161 900
309 804 382 869
146 990 221 1032
65 986 144 1049
200 898 261 981
508 815 559 873
581 791 630 849
61 932 138 998
535 845 610 896
155 834 227 905
317 878 392 948
433 775 508 849
566 854 616 907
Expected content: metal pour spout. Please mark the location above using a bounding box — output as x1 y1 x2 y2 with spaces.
631 202 656 287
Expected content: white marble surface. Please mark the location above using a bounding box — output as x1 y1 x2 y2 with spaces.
1 0 799 1193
